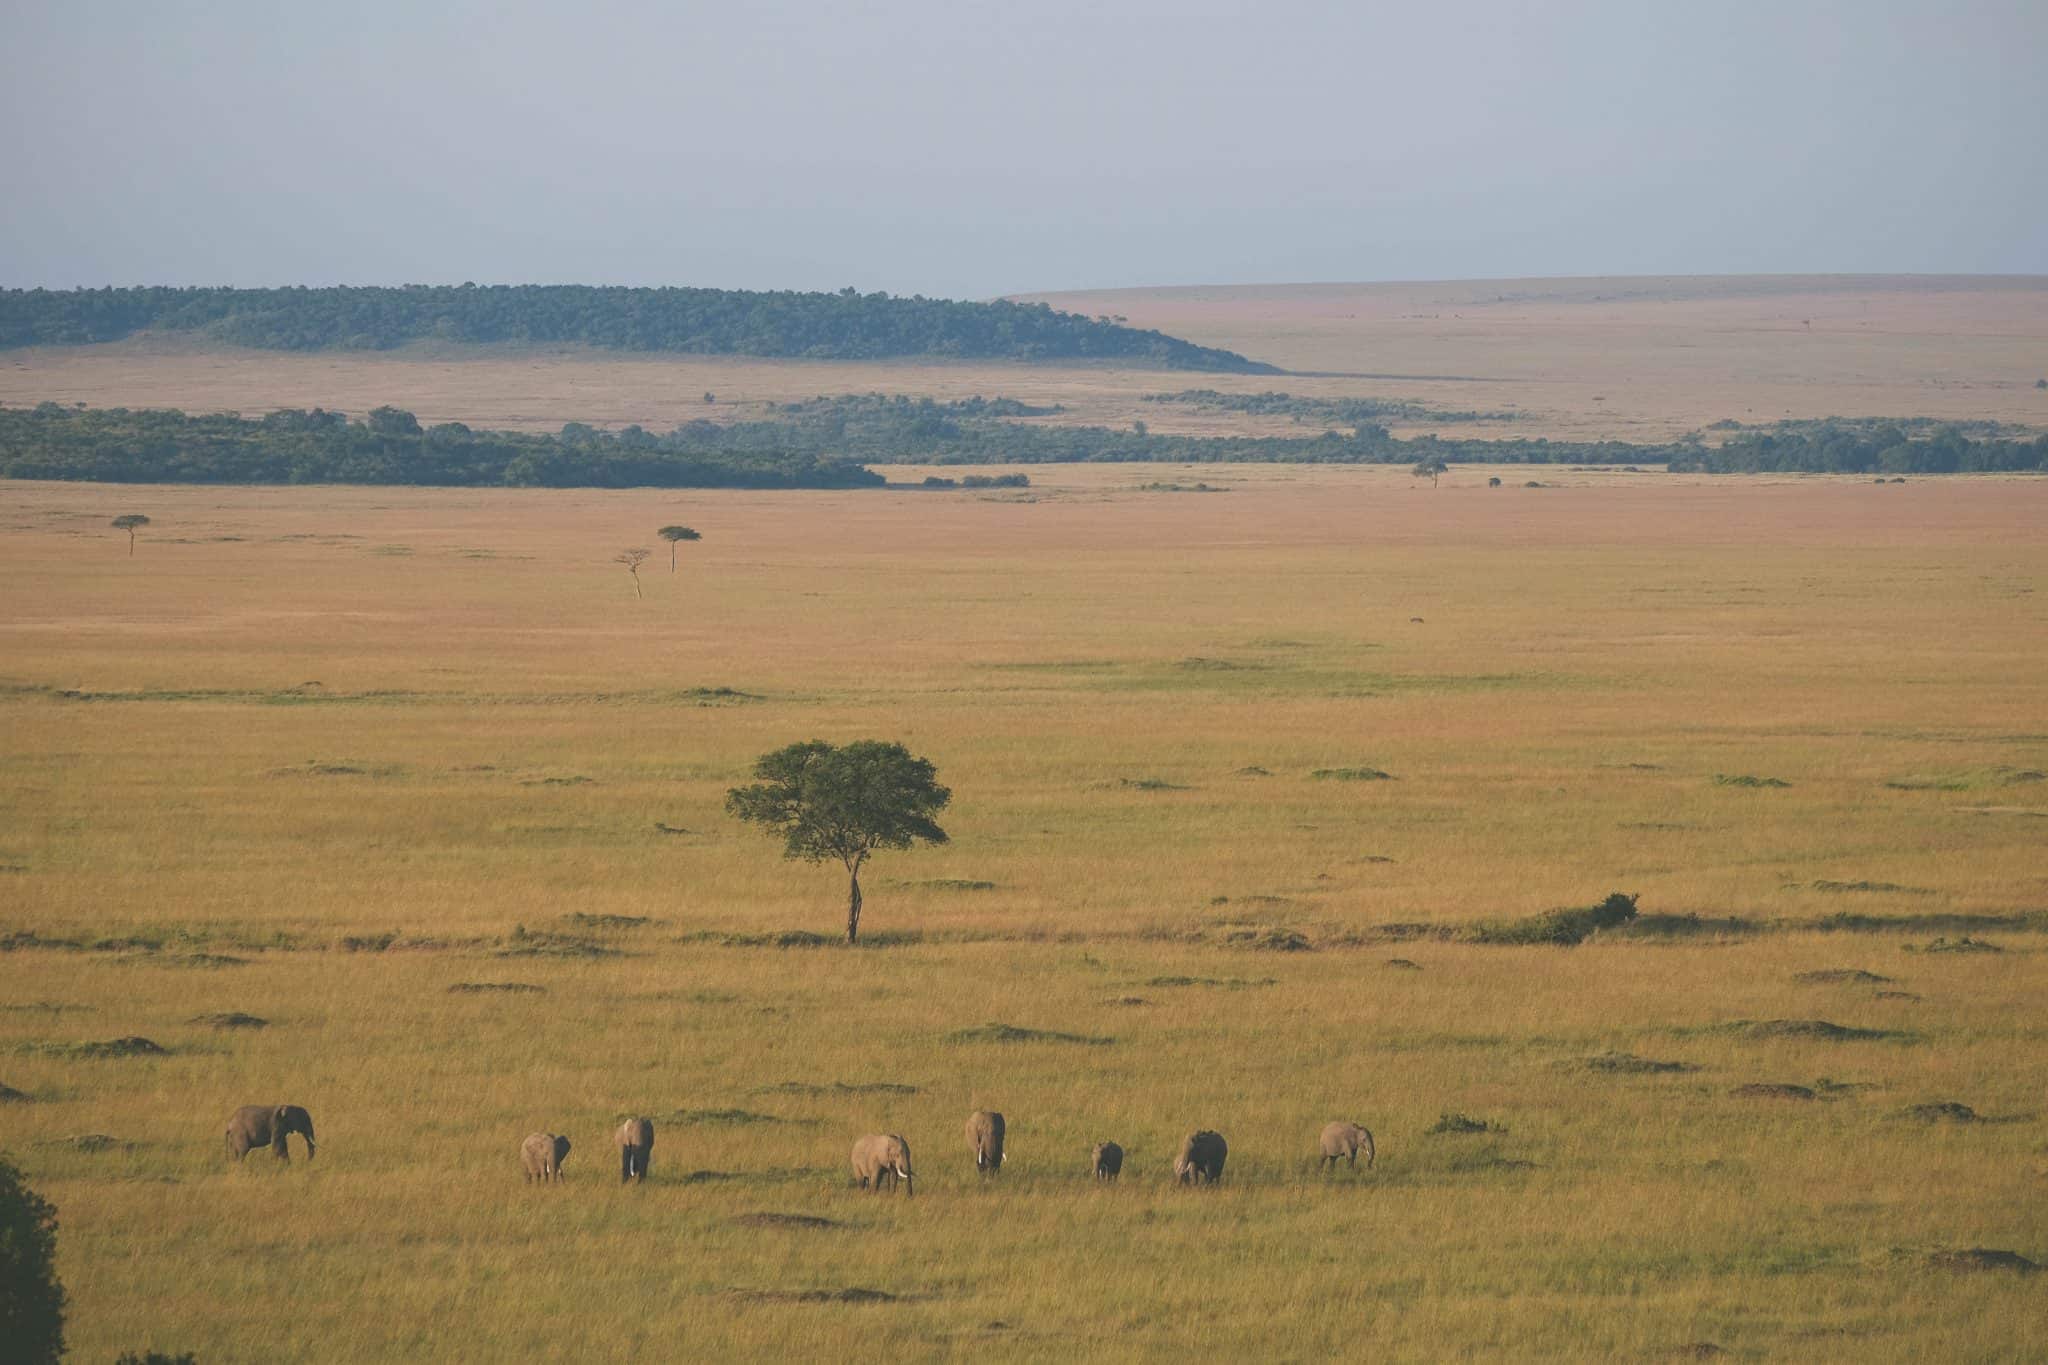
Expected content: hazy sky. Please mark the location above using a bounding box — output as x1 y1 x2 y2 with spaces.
5 0 2043 297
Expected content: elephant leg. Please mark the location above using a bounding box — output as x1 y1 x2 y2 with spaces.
621 1148 632 1183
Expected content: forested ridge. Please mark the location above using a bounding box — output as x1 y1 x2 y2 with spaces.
3 399 2040 487
0 284 1275 371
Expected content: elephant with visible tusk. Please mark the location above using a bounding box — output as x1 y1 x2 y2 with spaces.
522 1132 571 1182
1092 1141 1123 1182
225 1104 316 1163
1319 1120 1375 1171
965 1110 1005 1175
616 1117 655 1183
851 1133 914 1196
1174 1130 1227 1184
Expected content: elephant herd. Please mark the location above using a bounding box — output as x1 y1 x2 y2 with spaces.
225 1103 1377 1188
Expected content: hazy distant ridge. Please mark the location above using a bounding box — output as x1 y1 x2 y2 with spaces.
0 284 1277 372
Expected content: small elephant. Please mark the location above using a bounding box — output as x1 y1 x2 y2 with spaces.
522 1132 571 1182
225 1104 316 1163
1319 1120 1375 1171
966 1110 1005 1175
1092 1141 1123 1182
851 1133 914 1196
1174 1129 1227 1184
616 1117 655 1183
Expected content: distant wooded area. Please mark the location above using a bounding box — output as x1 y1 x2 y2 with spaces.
0 284 1276 371
3 399 2039 487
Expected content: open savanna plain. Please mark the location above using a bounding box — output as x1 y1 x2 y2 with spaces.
3 465 2046 1360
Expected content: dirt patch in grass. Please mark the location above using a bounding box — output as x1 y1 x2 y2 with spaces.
1928 1248 2038 1274
670 1108 798 1126
947 1022 1113 1046
1875 990 1923 1001
1105 995 1150 1005
20 1036 168 1059
1145 975 1274 989
1428 1113 1505 1135
43 1133 130 1153
753 1080 919 1097
1730 1083 1818 1101
496 928 620 959
1584 1052 1696 1074
1904 1101 1982 1123
1810 880 1933 896
729 1212 845 1230
1112 776 1190 791
564 913 653 930
728 1286 903 1304
1913 935 2002 953
190 1012 267 1029
1716 1019 1904 1042
447 982 546 994
1218 926 1314 952
1714 774 1791 788
1794 969 1895 985
682 929 839 949
1311 766 1395 782
162 953 249 968
1384 958 1422 970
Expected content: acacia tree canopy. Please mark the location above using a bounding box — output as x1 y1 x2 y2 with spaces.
725 739 950 944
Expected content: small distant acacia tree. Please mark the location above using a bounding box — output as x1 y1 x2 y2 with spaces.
656 525 701 572
726 740 951 944
0 1154 65 1363
112 514 151 555
1412 456 1449 488
614 548 651 598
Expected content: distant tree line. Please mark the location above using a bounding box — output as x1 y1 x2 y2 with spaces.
1144 388 1516 424
0 284 1275 372
1668 419 2047 474
5 400 2039 487
0 403 884 488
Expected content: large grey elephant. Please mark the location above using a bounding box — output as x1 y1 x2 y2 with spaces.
522 1132 571 1182
225 1104 315 1162
616 1117 655 1183
851 1134 914 1196
1174 1129 1227 1184
965 1110 1005 1175
1319 1120 1375 1171
1092 1141 1123 1182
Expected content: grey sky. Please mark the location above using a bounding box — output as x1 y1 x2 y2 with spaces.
5 0 2043 297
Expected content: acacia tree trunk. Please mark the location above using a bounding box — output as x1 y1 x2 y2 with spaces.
845 859 864 944
669 543 677 572
127 530 136 555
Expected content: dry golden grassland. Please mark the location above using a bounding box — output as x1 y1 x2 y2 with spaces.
3 465 2046 1361
5 275 2045 444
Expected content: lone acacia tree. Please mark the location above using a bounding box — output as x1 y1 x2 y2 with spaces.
1412 456 1449 488
111 514 150 555
656 524 700 572
614 548 651 597
726 739 950 944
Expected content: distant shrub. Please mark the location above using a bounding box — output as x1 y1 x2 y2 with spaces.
0 1155 65 1362
960 473 1030 488
1466 893 1640 946
1487 476 1502 487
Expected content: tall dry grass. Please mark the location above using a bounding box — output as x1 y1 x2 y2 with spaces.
2 467 2044 1359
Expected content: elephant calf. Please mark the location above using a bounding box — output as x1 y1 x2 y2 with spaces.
522 1132 571 1182
965 1110 1005 1175
1174 1129 1227 1184
225 1104 315 1163
1092 1141 1123 1182
851 1134 914 1196
616 1117 655 1183
1319 1120 1375 1171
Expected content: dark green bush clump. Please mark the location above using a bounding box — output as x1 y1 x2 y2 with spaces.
1467 893 1640 946
0 1155 65 1362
